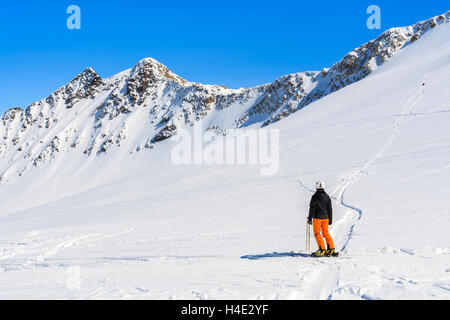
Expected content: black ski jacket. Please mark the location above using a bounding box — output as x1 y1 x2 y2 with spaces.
308 190 333 224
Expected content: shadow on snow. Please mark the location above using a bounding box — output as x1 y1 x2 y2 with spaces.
240 252 310 260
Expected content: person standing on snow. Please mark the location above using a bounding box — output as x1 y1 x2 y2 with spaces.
308 181 336 257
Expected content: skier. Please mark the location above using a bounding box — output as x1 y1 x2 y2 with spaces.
307 181 336 257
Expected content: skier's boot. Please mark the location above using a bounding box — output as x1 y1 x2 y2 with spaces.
311 249 326 257
325 245 338 257
325 248 335 257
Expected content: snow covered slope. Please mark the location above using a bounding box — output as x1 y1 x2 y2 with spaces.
0 13 449 299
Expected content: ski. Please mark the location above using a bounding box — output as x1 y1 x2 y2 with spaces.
311 252 340 258
290 251 341 258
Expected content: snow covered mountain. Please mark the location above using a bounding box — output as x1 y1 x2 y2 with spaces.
0 12 449 299
1 12 448 183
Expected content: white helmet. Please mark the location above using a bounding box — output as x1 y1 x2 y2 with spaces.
315 181 326 190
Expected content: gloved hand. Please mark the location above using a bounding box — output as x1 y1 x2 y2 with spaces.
329 220 332 226
307 218 312 225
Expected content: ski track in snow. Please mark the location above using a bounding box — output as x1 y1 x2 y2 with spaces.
0 228 134 272
337 87 425 250
294 85 425 300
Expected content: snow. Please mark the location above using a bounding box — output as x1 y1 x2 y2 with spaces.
0 21 449 300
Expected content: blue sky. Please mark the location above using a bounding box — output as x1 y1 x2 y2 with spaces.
0 1 448 112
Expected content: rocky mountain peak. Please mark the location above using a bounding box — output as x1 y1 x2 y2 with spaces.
130 57 188 86
45 67 103 109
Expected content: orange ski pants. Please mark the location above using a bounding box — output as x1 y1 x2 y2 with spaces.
313 219 335 250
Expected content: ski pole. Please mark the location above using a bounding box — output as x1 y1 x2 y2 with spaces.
308 222 311 251
306 222 310 252
308 223 310 251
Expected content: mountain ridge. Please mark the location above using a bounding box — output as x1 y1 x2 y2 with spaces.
0 11 448 183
